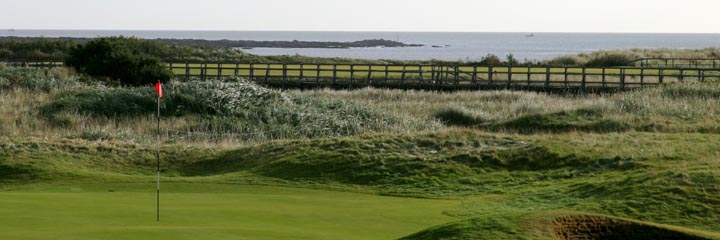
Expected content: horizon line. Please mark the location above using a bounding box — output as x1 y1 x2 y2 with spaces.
5 28 720 35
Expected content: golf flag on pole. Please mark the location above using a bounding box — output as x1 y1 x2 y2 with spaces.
154 80 162 222
154 81 163 98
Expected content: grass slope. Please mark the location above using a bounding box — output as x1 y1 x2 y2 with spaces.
3 130 720 239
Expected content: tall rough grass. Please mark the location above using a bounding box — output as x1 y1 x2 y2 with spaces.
294 82 720 133
4 66 720 145
1 67 440 144
545 48 720 67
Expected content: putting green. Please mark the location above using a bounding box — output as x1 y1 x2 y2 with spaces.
0 183 460 240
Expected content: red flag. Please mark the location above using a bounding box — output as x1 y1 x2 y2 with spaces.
154 81 163 98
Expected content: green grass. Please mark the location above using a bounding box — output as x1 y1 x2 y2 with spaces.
3 130 720 239
4 66 720 239
0 183 459 240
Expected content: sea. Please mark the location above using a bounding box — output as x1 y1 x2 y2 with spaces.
2 30 720 61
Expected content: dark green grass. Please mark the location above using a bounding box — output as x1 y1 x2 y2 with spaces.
3 130 720 239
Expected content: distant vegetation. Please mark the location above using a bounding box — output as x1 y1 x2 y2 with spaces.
65 37 173 86
0 37 423 63
157 38 423 48
2 36 720 68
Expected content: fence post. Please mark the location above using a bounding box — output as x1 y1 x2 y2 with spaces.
332 64 337 85
488 66 494 87
659 69 664 83
680 69 684 81
701 70 705 82
349 64 355 83
264 64 270 82
454 65 459 88
640 68 644 86
563 66 568 87
282 64 288 82
581 67 586 91
217 63 222 79
316 64 321 83
472 65 478 87
367 65 373 85
202 63 207 80
601 67 606 88
418 65 424 81
431 66 436 82
384 65 389 85
401 65 407 84
299 64 304 82
249 63 255 82
620 69 626 91
544 66 550 90
234 63 239 76
185 63 190 81
526 65 531 88
507 65 513 88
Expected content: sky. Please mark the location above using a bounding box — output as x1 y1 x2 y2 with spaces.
2 0 720 33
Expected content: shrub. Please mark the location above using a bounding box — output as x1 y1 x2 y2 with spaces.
479 54 503 66
550 56 580 66
65 37 172 86
585 54 632 67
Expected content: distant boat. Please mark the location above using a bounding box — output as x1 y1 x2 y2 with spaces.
8 28 15 32
525 33 534 37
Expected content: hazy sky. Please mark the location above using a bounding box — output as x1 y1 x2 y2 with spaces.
2 0 719 33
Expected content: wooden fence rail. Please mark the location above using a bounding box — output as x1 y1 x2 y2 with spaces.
167 63 720 91
628 58 720 69
4 61 720 91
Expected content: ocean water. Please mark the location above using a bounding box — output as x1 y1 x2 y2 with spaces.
2 30 720 61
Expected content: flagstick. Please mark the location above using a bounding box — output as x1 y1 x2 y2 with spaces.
156 95 160 222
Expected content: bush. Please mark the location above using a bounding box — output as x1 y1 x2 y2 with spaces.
550 56 580 66
585 54 632 67
65 37 172 86
479 54 503 66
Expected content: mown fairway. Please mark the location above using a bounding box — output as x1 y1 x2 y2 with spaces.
0 183 458 240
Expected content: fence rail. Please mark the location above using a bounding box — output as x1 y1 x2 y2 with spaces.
627 58 720 69
167 63 720 91
4 61 720 91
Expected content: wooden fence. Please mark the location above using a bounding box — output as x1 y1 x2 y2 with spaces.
4 61 720 91
167 63 720 91
627 58 720 69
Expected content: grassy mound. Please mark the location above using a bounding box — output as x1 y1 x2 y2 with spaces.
399 216 524 240
493 108 630 133
402 213 720 240
181 130 639 189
